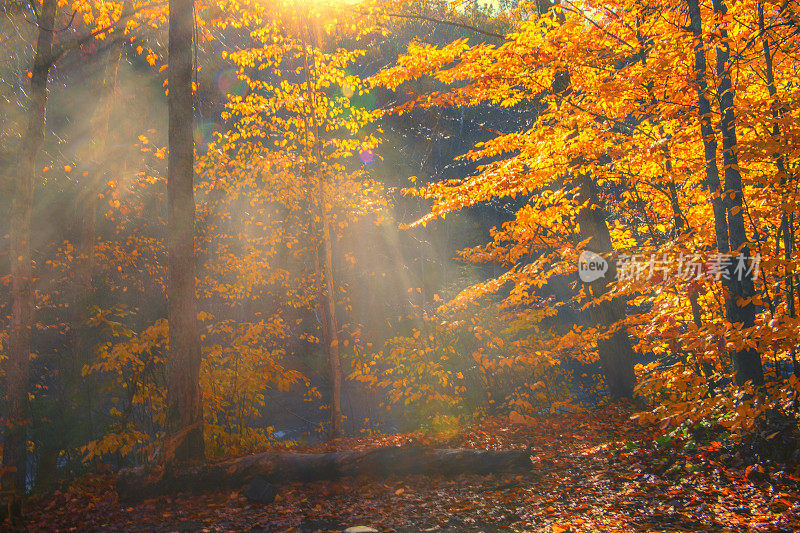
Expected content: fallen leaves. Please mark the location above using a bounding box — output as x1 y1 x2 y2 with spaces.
24 407 800 532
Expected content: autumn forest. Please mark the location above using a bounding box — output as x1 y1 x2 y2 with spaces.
2 0 800 530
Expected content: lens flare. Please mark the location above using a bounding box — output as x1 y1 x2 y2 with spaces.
195 122 219 151
217 68 248 97
359 148 374 165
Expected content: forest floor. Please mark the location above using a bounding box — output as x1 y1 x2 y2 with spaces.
23 405 800 532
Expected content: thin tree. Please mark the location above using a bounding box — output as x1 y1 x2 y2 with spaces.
298 17 344 438
2 0 58 506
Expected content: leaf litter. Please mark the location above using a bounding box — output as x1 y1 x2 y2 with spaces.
24 406 800 532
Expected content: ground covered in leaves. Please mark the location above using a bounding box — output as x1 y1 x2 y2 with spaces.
23 406 800 532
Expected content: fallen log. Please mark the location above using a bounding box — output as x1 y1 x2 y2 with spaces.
116 446 534 501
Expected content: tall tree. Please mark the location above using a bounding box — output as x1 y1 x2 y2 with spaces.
372 0 639 398
687 0 764 386
298 19 344 438
759 0 798 376
711 0 764 386
165 0 204 464
2 0 58 502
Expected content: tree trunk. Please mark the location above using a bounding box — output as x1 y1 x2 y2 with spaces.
575 174 636 398
116 446 534 501
687 0 764 386
532 0 635 399
2 0 58 499
686 0 729 257
710 0 764 386
165 0 204 466
759 1 797 377
320 194 343 437
299 21 343 438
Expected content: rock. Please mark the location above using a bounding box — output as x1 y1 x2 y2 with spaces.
343 527 379 533
243 476 278 504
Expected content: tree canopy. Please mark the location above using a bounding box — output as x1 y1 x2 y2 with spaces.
3 0 800 529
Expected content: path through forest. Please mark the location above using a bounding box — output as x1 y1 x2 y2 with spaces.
25 407 800 532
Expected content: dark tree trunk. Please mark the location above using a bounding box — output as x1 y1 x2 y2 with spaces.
165 0 204 466
2 0 58 499
759 1 798 377
710 0 764 386
116 446 534 501
531 0 635 399
686 0 729 255
575 174 637 398
687 0 764 386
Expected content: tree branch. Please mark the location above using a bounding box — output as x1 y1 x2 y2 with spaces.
355 8 506 40
48 0 167 65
